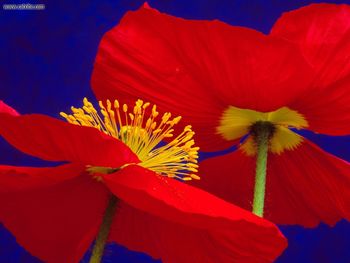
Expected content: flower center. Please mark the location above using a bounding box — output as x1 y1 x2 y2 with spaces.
217 106 308 156
60 98 200 181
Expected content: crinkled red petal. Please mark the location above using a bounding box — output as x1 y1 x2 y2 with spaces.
271 3 350 135
198 140 350 227
271 3 350 87
102 165 287 262
0 113 139 167
0 165 109 263
92 4 313 151
0 163 83 193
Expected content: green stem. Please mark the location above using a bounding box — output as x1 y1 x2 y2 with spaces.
252 125 270 217
89 195 118 263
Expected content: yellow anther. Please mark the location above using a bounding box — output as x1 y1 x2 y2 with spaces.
171 116 182 125
123 104 128 112
83 106 91 113
184 125 192 132
136 99 143 109
100 109 108 117
184 140 195 148
161 113 171 123
114 99 120 109
68 115 76 121
190 174 200 180
133 107 140 115
152 105 158 117
60 112 68 118
83 97 89 106
166 129 174 134
145 118 152 128
71 107 82 114
182 177 192 181
151 122 157 130
98 101 104 108
190 147 200 152
106 99 112 110
143 102 150 109
188 167 198 172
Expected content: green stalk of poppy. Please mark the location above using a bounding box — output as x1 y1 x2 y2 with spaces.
252 123 271 217
89 195 118 263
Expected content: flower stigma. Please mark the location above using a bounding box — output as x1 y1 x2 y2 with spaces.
217 106 309 156
60 98 200 181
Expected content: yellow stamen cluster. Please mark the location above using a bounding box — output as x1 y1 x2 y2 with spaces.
60 98 200 181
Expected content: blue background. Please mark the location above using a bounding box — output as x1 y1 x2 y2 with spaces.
1 0 350 262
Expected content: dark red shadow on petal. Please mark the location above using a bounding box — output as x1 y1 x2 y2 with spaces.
102 165 287 262
0 166 110 263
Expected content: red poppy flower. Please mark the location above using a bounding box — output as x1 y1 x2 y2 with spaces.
91 3 350 227
0 99 286 263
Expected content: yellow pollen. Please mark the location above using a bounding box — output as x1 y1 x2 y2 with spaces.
60 98 200 181
217 106 309 156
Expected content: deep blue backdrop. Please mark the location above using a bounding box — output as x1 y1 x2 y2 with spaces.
1 0 350 262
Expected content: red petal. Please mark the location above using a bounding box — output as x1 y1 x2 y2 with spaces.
271 3 350 86
110 203 283 263
198 140 350 227
102 165 287 262
0 100 19 116
0 113 139 166
0 163 83 193
271 4 350 135
0 166 109 263
92 5 312 151
290 77 350 135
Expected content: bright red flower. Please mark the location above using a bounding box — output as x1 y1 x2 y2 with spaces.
91 3 350 226
0 100 286 263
